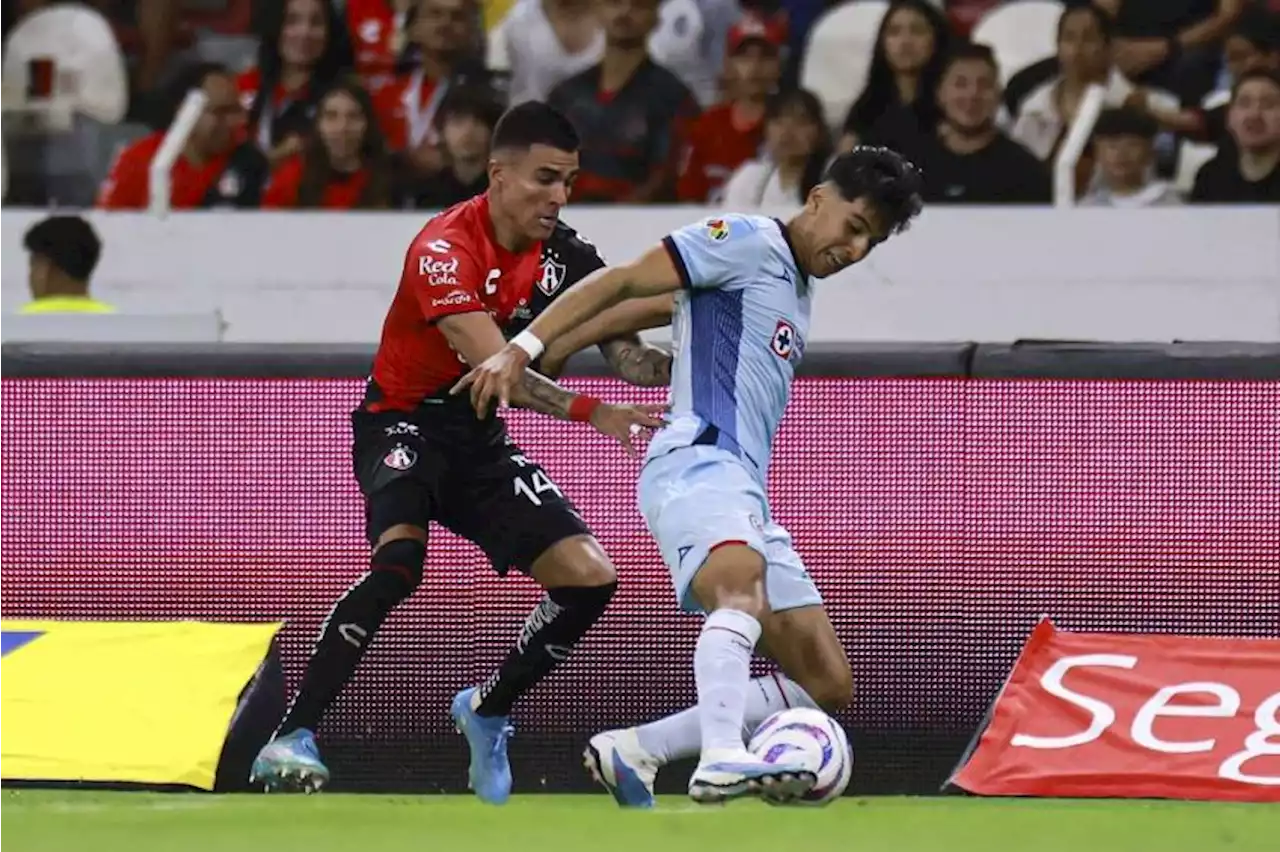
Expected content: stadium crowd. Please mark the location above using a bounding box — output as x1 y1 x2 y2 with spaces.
3 0 1279 208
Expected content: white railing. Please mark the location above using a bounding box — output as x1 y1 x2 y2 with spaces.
1053 83 1106 209
147 89 208 217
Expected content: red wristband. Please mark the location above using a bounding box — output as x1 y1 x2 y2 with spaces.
569 395 602 422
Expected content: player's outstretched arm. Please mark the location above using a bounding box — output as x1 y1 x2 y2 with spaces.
452 245 682 412
540 294 675 385
438 312 664 456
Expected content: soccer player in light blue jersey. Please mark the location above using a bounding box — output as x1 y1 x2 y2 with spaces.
455 148 924 805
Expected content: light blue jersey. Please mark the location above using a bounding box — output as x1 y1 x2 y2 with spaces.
648 214 812 483
639 213 821 614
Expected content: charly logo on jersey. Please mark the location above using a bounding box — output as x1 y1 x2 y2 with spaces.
705 218 730 242
538 257 567 296
771 319 797 359
384 421 419 437
383 444 417 471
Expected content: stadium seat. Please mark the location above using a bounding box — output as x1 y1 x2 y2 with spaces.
971 0 1063 85
1 3 129 125
800 0 890 131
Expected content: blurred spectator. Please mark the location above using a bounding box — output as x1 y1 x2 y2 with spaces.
1011 4 1177 163
906 43 1051 204
1080 107 1183 205
1092 0 1244 105
240 0 355 168
406 85 503 207
97 62 268 209
262 77 394 209
374 0 494 176
648 0 747 107
548 0 700 202
676 14 784 202
499 0 603 105
21 215 112 314
721 88 830 207
839 0 952 153
345 0 412 91
1191 66 1280 201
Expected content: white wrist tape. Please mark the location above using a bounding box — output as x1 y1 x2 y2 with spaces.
510 329 545 360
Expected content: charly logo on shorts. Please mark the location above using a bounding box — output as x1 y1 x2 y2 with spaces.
383 444 418 471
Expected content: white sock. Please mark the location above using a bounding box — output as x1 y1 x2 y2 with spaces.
693 608 762 756
635 673 819 763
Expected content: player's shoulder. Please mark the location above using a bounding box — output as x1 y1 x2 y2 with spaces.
410 197 487 254
679 212 779 250
546 219 604 263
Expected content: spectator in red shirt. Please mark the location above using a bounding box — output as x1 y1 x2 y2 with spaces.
345 0 410 92
373 0 495 176
240 0 354 169
262 77 394 209
676 14 784 203
97 62 268 210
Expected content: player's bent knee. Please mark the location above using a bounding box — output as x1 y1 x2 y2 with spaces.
808 669 855 714
370 536 427 595
531 534 617 589
692 543 767 617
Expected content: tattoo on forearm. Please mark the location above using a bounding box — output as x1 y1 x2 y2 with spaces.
602 339 672 387
511 369 576 419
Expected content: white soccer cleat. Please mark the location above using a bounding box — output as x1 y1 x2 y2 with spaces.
583 728 659 808
687 748 816 805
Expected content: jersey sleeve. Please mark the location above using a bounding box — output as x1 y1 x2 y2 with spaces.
405 235 487 322
661 214 764 290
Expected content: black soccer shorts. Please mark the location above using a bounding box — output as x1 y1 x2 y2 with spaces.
350 401 591 576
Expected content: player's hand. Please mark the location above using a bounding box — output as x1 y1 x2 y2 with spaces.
589 403 667 458
452 343 529 415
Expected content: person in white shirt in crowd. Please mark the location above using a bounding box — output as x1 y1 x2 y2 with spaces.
497 0 604 105
1080 107 1183 206
1011 3 1178 163
720 87 831 207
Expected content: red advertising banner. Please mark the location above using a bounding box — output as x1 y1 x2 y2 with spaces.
951 619 1280 802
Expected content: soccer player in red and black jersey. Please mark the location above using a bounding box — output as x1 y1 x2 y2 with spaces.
250 101 670 802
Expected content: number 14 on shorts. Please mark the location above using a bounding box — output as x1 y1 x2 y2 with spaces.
511 454 563 506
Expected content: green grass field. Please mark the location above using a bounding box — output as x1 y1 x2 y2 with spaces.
3 791 1276 852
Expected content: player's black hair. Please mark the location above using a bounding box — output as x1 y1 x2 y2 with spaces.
941 41 999 78
23 215 102 281
490 101 580 154
823 147 924 236
1092 107 1158 141
1233 66 1280 101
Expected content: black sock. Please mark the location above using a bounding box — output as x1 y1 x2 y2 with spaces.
474 582 616 718
277 566 416 736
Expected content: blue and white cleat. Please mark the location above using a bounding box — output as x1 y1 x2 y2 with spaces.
450 687 514 805
583 728 659 809
687 749 815 805
249 728 331 793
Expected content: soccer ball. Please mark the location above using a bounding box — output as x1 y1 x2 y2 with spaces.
748 707 853 804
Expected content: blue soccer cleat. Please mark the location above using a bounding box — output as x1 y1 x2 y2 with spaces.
584 728 659 809
249 728 330 793
687 748 815 805
450 687 515 805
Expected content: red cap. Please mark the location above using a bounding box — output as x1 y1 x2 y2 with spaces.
727 13 787 54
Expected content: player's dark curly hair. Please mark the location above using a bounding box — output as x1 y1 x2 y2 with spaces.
824 146 925 235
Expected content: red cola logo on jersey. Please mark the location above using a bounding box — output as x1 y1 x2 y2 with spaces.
419 255 460 287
